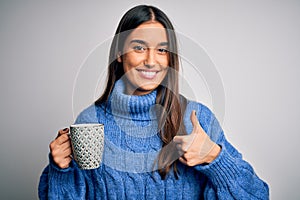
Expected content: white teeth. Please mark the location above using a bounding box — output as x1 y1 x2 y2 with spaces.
141 71 156 77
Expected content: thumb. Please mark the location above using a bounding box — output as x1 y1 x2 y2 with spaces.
56 128 69 138
190 110 201 133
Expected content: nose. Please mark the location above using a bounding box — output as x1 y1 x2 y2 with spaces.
144 48 156 68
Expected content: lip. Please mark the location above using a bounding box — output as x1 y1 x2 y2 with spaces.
136 69 160 79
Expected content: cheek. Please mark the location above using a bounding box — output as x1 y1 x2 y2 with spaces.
162 69 169 80
123 53 144 72
157 55 169 67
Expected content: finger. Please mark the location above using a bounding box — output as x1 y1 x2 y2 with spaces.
183 133 198 152
175 143 187 153
190 110 200 130
60 140 72 152
51 145 72 159
57 128 69 138
175 143 181 149
178 156 187 165
62 146 72 158
173 135 185 144
190 110 207 135
56 133 70 145
177 149 185 156
55 147 72 158
174 134 196 152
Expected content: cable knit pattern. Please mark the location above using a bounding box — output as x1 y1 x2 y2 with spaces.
38 80 269 199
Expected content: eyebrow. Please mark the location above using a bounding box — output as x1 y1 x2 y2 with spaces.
130 39 169 46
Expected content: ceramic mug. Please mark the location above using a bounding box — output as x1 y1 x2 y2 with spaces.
69 123 104 170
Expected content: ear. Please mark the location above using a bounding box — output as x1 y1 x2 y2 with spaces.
117 52 122 63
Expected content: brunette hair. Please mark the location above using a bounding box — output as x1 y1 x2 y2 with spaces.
95 5 187 179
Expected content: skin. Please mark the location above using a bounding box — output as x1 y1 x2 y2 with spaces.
50 21 220 169
49 128 72 169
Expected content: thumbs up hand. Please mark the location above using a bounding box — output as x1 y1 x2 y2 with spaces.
173 110 221 166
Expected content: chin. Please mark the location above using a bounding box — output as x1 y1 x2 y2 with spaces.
139 83 159 90
133 83 159 95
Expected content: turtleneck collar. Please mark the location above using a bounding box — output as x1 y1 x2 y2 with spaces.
104 79 158 121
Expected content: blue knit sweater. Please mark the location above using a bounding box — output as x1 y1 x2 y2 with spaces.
38 80 269 199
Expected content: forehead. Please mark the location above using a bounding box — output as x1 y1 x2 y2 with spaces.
125 22 168 44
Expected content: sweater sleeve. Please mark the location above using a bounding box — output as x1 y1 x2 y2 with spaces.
38 104 98 199
193 104 269 200
38 155 86 200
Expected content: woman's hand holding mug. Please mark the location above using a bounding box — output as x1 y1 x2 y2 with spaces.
49 128 72 169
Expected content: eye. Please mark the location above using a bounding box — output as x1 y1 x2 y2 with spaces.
133 45 146 52
157 48 168 54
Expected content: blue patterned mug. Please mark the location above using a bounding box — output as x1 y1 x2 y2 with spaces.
70 123 104 170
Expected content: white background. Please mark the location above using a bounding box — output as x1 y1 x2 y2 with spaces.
0 1 299 199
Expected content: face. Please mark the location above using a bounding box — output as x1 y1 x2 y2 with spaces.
118 21 169 95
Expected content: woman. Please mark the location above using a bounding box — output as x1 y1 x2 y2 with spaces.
39 5 269 199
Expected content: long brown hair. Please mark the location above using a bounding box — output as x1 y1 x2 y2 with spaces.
95 5 187 179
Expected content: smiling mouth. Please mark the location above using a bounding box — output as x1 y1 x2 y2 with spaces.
136 69 160 79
